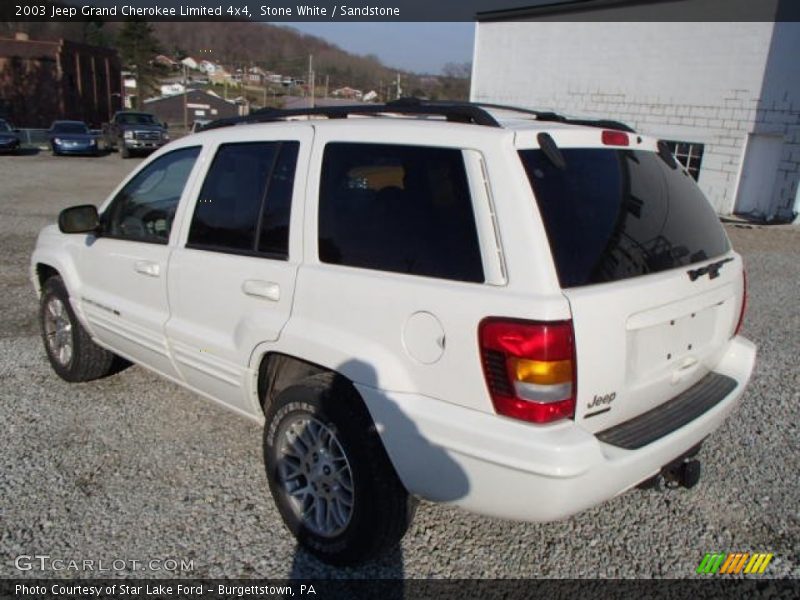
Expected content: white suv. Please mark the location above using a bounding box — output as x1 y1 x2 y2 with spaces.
31 100 755 565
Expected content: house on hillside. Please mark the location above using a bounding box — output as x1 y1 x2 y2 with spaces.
160 83 185 96
199 60 223 75
209 69 233 85
154 55 179 70
331 86 363 100
245 66 268 85
0 32 121 127
180 57 199 71
471 0 800 220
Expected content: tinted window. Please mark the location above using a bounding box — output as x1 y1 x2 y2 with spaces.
188 142 298 257
103 146 200 243
318 143 484 283
519 148 730 288
51 122 89 134
259 143 299 255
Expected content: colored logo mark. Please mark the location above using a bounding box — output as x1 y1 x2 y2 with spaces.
697 552 773 575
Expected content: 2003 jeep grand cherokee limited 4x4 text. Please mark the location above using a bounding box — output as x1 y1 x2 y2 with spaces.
31 100 755 565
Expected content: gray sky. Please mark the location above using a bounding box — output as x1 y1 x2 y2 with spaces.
281 22 475 74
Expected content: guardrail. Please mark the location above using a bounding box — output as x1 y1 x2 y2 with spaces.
15 129 104 148
16 129 50 148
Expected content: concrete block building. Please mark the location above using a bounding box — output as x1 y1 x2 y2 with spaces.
471 1 800 220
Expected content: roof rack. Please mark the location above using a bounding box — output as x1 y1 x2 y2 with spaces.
202 97 635 133
203 98 501 130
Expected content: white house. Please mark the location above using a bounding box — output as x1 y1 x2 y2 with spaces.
180 56 199 71
471 0 800 220
160 83 185 96
199 60 224 75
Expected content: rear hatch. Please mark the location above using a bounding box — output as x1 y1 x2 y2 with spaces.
518 136 744 434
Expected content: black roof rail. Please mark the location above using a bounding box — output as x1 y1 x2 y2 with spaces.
202 98 502 131
202 97 635 133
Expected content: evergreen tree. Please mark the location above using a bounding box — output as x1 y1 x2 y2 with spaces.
116 19 160 108
82 19 112 48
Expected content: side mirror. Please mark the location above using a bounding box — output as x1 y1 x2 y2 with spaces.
58 204 100 234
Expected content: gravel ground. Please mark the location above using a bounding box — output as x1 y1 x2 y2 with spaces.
0 152 798 579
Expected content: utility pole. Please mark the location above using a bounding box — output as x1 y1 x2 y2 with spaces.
183 63 188 132
308 54 314 108
324 74 329 99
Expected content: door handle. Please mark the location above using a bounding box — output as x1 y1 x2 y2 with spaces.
134 260 160 277
242 280 280 302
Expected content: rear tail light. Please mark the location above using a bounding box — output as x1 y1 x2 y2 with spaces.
479 318 576 424
734 268 747 336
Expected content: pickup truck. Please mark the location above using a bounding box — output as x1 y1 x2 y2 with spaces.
102 111 169 158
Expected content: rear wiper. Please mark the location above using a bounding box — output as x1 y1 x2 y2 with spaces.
537 132 566 170
687 257 734 281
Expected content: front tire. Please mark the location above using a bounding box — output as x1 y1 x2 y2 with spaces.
263 374 416 565
40 276 116 382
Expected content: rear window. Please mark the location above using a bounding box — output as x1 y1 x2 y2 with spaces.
519 148 730 288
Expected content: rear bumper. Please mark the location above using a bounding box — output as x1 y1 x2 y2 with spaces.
358 335 756 522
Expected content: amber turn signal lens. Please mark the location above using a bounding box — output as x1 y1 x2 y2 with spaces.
511 358 572 385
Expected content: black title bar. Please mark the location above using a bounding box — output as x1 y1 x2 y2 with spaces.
2 0 799 22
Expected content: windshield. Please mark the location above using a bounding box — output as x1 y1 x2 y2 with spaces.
519 148 730 288
118 113 157 125
0 121 11 133
52 122 89 134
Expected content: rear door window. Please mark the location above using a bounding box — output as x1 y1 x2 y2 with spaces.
318 143 484 283
188 141 299 257
519 148 730 288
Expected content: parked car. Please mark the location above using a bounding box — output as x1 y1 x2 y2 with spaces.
48 121 98 156
31 100 755 566
102 111 169 158
0 118 21 153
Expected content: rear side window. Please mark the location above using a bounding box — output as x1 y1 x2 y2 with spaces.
519 148 730 288
188 141 298 257
318 143 484 283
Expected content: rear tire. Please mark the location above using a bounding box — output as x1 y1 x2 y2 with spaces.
263 374 416 565
40 276 116 382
